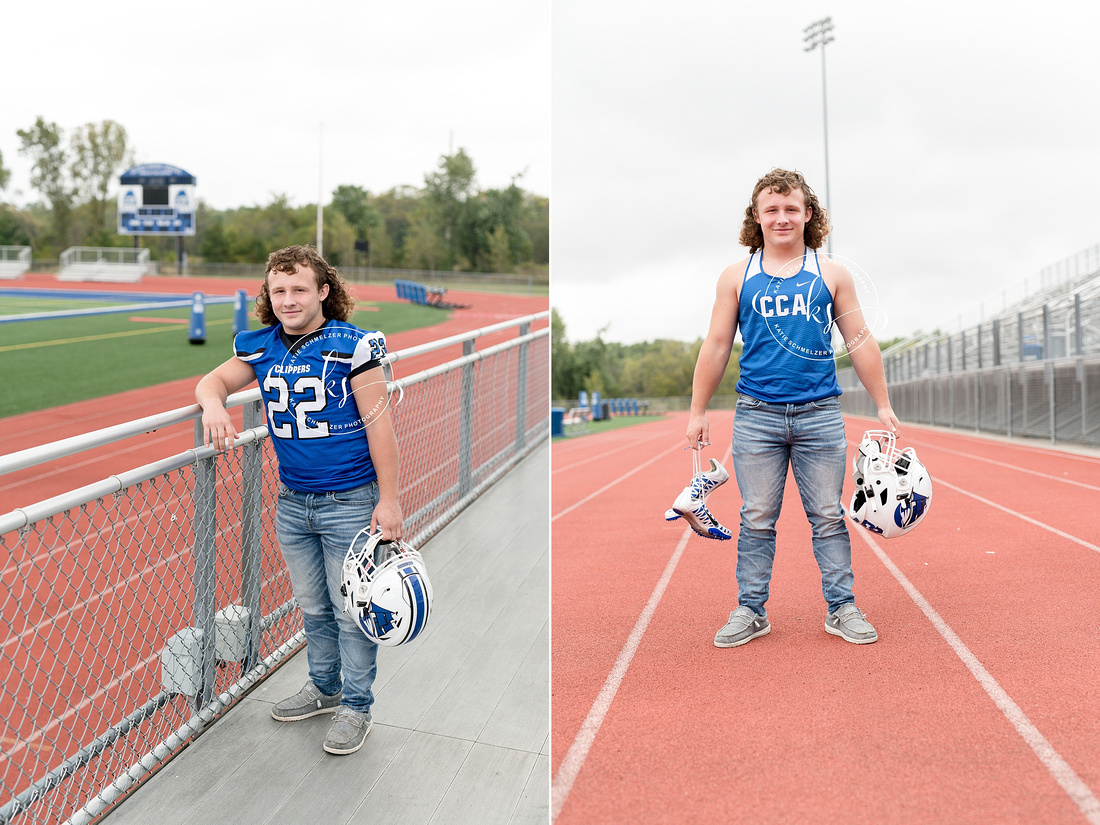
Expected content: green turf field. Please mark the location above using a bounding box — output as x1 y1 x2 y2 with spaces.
0 296 132 314
0 300 448 418
552 413 666 440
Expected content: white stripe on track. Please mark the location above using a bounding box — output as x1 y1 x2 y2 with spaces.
857 529 1100 824
846 415 1100 465
553 431 669 475
936 478 1100 554
909 441 1100 493
551 523 692 822
551 442 684 522
551 441 734 821
5 651 160 761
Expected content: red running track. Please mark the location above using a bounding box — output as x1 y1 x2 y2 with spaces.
551 411 1100 825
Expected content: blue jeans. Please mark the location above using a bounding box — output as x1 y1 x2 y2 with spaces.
730 395 855 616
276 481 379 712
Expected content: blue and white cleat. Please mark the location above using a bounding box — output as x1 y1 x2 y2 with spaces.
688 458 729 500
671 487 732 540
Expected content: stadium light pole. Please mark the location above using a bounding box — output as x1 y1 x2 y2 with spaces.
803 16 834 255
317 122 324 256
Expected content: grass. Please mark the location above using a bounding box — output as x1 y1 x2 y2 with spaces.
0 300 448 418
0 296 131 314
552 413 667 440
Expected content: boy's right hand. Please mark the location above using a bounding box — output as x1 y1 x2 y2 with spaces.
202 406 238 451
685 414 710 450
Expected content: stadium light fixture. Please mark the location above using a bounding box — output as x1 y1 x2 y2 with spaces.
803 16 834 254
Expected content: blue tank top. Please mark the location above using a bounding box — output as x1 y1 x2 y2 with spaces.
734 248 842 403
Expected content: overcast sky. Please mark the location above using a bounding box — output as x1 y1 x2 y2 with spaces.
4 0 549 210
552 1 1100 345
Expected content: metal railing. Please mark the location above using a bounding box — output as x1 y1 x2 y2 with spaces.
0 248 31 279
837 250 1100 446
840 355 1100 445
0 312 549 825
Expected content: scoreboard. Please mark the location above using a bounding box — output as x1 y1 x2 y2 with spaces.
117 163 197 236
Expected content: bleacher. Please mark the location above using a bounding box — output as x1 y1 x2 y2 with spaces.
0 246 31 279
395 278 447 306
553 390 651 437
57 246 152 283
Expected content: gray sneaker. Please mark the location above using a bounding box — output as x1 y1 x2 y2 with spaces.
825 604 878 644
323 706 373 755
271 680 342 722
714 606 771 648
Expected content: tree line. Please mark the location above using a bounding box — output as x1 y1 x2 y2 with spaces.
0 117 548 274
551 308 744 402
551 308 901 402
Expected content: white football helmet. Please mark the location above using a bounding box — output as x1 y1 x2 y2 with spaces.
341 529 433 646
849 430 932 538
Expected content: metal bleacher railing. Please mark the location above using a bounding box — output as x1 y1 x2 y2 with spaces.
0 312 549 825
838 244 1100 446
0 248 31 280
56 248 152 284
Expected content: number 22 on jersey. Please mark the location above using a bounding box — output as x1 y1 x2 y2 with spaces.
262 374 329 439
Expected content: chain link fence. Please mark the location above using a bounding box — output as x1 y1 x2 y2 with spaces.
0 313 548 825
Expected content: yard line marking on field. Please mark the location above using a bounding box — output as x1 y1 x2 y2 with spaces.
910 441 1100 493
937 478 1100 554
128 316 190 324
0 296 236 325
859 530 1100 824
551 522 692 822
551 442 682 522
0 319 233 353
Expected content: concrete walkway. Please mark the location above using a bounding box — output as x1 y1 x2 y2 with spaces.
104 442 549 825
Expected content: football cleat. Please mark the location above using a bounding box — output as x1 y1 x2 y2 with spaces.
849 430 933 538
667 452 732 540
671 486 732 540
341 529 433 646
688 457 729 499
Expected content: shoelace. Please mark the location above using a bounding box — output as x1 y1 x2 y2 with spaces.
688 447 714 499
333 708 366 728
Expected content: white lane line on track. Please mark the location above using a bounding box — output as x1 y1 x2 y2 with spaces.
846 415 1100 465
551 522 692 822
909 441 1100 493
3 651 161 762
553 432 668 476
551 441 734 821
0 429 186 496
936 478 1100 554
551 442 684 522
857 529 1100 824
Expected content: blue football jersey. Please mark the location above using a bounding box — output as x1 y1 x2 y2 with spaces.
234 319 388 492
